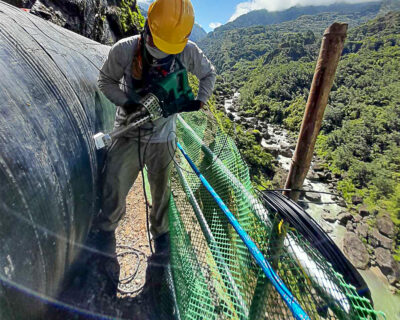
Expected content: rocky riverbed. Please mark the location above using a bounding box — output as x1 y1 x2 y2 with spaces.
224 92 400 319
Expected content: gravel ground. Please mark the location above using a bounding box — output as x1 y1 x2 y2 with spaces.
48 174 155 320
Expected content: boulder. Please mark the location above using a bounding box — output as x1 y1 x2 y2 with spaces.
304 191 321 203
375 248 400 284
369 229 393 250
266 146 280 157
299 201 309 210
338 211 353 225
355 223 369 239
343 232 370 270
352 195 363 205
312 162 324 172
322 224 333 234
325 171 332 181
337 199 347 207
246 117 256 124
353 215 362 223
322 210 337 223
317 172 327 181
306 171 320 181
262 131 270 140
280 145 293 158
346 221 354 231
377 214 395 238
358 204 370 217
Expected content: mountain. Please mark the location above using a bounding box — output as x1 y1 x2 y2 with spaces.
198 0 398 80
190 23 207 43
216 2 382 32
379 0 400 14
138 4 149 17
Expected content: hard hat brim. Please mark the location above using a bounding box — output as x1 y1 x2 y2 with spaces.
151 32 189 55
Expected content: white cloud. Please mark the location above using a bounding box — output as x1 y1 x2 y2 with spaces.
229 0 378 22
209 22 222 29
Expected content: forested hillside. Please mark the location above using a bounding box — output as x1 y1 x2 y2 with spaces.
199 0 400 84
203 10 400 271
239 11 399 228
216 2 381 32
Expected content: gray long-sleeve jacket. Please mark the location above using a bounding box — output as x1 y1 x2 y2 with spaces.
98 35 216 143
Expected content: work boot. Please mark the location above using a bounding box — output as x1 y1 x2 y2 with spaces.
154 232 170 256
84 229 120 295
87 229 117 258
144 233 170 318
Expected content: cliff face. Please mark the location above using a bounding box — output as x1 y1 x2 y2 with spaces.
4 0 144 44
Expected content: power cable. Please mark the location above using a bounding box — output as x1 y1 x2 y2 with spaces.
105 245 148 294
138 129 154 255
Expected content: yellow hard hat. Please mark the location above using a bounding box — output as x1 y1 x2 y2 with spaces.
147 0 195 54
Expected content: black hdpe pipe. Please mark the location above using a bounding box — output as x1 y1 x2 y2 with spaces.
0 2 115 318
259 191 372 303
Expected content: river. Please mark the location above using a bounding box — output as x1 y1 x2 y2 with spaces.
224 94 400 319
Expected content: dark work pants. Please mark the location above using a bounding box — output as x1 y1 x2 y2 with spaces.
98 137 173 239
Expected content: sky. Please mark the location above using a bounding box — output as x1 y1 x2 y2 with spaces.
137 0 378 32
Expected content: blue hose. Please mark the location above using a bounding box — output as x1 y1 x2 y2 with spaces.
177 142 310 320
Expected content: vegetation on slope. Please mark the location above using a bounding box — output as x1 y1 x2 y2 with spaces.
215 11 400 260
216 2 382 32
199 1 400 85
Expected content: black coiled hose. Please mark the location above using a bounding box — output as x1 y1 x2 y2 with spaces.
258 190 372 303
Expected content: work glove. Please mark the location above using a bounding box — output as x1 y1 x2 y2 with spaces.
162 99 203 118
122 100 144 115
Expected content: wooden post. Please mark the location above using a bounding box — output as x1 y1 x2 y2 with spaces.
284 23 348 201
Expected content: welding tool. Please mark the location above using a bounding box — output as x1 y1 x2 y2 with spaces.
94 60 195 150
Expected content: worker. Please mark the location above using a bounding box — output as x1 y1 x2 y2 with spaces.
94 0 216 266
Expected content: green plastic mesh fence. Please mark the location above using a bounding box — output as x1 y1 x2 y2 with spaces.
166 112 384 320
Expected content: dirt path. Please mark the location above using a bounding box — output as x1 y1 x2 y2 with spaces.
49 175 154 320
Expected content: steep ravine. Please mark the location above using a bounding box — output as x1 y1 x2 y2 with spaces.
224 93 400 319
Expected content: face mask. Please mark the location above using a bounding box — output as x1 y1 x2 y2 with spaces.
145 43 170 60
